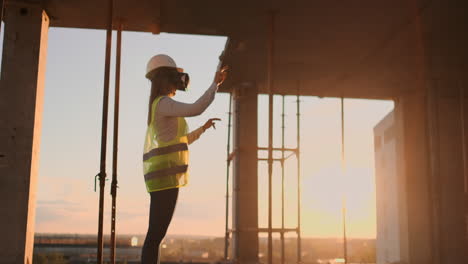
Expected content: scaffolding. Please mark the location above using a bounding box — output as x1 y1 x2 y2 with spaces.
224 92 302 264
224 13 302 264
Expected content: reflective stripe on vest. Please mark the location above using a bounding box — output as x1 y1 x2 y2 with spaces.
143 143 188 161
144 164 188 181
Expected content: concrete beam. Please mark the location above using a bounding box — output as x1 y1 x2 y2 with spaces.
0 2 49 263
232 83 259 264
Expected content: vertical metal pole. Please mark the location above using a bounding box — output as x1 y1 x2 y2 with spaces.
340 97 348 264
97 0 113 263
281 95 286 264
110 20 122 264
267 12 275 264
296 92 302 264
224 92 233 260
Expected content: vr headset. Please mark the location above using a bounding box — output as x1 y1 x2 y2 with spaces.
169 70 190 91
149 66 190 91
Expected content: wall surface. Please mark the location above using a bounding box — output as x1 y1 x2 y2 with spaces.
374 111 402 264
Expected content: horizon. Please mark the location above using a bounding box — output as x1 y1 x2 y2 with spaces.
33 232 378 240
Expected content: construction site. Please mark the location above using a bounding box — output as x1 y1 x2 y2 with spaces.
1 0 468 264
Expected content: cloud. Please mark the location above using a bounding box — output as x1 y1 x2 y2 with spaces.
38 199 77 206
38 199 87 212
35 198 92 232
35 206 63 223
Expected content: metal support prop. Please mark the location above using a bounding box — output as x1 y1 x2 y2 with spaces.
97 0 113 262
224 92 233 260
281 95 286 264
296 92 302 264
267 12 276 264
340 97 348 264
110 20 122 264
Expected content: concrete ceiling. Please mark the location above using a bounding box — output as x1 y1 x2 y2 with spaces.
20 0 440 98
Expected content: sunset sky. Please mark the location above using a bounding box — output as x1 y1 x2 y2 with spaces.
1 27 393 238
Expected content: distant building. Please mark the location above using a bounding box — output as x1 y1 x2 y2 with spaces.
374 111 402 264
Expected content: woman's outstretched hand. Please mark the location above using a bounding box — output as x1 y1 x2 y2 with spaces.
203 118 221 130
214 66 228 86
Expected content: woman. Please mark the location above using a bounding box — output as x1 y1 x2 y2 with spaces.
141 54 227 263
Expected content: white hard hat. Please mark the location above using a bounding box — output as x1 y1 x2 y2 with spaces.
145 54 183 79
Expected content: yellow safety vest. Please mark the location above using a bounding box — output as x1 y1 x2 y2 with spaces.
143 96 189 192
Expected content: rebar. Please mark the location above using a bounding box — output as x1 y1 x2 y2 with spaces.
110 20 122 264
97 0 113 263
224 92 233 260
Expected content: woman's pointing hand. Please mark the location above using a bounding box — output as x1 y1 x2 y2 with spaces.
203 118 221 130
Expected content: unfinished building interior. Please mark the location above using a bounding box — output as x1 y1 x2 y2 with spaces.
1 0 468 263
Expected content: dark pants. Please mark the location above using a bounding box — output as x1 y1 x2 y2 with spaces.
141 187 179 264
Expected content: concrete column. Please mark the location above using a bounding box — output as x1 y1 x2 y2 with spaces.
394 85 468 264
0 2 49 264
394 91 433 264
390 2 468 263
426 82 468 264
232 83 259 264
419 1 468 263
